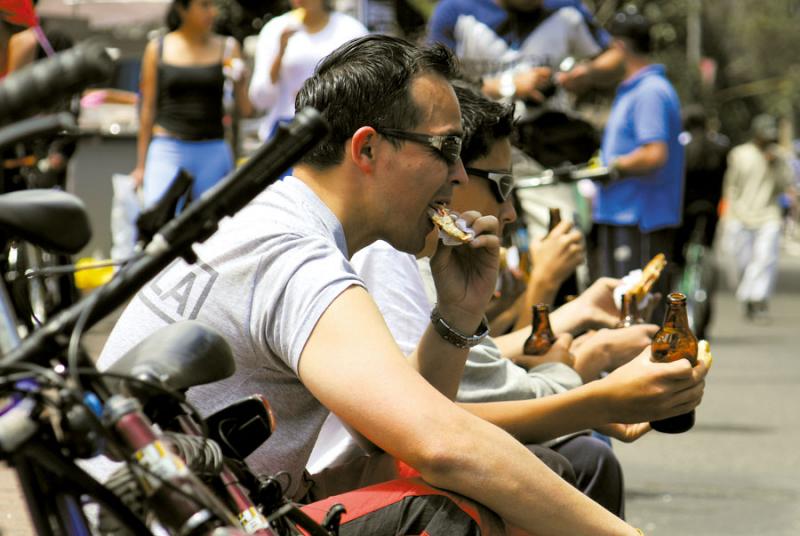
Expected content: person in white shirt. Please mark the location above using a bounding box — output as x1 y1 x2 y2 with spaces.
248 0 367 141
722 114 794 321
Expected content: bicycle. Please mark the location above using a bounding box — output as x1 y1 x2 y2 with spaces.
0 113 87 333
0 49 331 532
676 200 717 339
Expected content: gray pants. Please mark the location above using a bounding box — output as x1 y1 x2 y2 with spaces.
549 434 625 518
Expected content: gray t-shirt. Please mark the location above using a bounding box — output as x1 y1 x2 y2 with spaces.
98 176 365 497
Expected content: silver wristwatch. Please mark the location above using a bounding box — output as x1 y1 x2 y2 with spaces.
430 306 490 349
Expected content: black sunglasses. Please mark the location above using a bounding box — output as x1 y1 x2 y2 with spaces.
376 128 463 165
465 167 514 203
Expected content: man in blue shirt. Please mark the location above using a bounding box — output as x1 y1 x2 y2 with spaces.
591 8 685 313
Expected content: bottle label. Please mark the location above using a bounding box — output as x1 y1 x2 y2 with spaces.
652 330 697 364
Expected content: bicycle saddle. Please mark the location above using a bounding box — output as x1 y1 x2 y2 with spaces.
107 320 235 396
0 189 91 254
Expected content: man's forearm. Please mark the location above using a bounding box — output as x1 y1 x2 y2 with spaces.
459 380 611 444
420 404 637 535
612 142 668 177
408 324 471 400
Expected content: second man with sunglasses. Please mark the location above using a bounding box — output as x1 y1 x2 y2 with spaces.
308 81 688 517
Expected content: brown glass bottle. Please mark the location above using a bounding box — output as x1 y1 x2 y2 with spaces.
547 208 579 306
650 292 698 433
616 294 639 328
523 304 557 355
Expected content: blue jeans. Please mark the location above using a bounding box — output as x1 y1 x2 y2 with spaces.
143 136 233 209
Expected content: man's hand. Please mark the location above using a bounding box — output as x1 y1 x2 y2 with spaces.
572 324 658 382
551 277 621 335
598 346 709 424
511 333 574 370
514 66 552 102
594 422 651 443
530 220 584 288
430 211 500 334
555 63 593 94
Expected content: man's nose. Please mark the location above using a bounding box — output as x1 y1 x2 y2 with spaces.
502 197 517 226
449 159 469 185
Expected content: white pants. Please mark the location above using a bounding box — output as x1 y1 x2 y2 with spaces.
724 218 782 303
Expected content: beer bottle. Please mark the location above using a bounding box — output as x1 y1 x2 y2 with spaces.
616 293 638 328
650 292 698 433
515 226 532 283
523 304 557 355
547 207 579 306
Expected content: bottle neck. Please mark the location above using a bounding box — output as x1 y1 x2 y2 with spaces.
547 209 561 233
663 302 690 330
619 295 636 324
532 306 553 334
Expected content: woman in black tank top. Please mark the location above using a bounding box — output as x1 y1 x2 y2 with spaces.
131 0 252 209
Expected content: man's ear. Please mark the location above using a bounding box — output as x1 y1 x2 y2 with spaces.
350 126 378 174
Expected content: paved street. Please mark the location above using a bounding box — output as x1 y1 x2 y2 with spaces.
1 242 799 535
617 242 800 535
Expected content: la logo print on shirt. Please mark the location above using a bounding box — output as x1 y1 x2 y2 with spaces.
139 259 219 323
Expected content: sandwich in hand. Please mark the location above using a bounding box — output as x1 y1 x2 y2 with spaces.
428 205 474 245
627 253 667 302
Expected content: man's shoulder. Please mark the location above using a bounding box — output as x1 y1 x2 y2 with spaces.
731 142 756 156
260 11 292 34
631 70 679 105
330 11 368 35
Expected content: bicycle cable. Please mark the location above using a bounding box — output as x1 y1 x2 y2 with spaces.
76 368 210 439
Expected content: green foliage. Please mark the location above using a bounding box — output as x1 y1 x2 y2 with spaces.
593 0 800 142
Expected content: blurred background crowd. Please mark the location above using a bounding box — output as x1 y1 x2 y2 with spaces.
3 0 800 278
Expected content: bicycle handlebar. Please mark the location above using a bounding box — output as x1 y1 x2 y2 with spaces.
0 112 77 152
0 106 329 368
0 41 114 127
515 164 614 190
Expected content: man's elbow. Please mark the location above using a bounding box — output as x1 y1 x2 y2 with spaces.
404 433 472 488
413 444 465 488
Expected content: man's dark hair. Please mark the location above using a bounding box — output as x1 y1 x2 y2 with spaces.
682 103 707 131
295 34 460 168
608 8 651 55
452 80 514 166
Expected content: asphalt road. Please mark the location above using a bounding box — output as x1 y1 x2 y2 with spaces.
617 245 800 535
1 244 799 535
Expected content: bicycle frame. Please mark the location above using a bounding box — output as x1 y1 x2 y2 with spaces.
0 277 21 355
0 108 330 535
